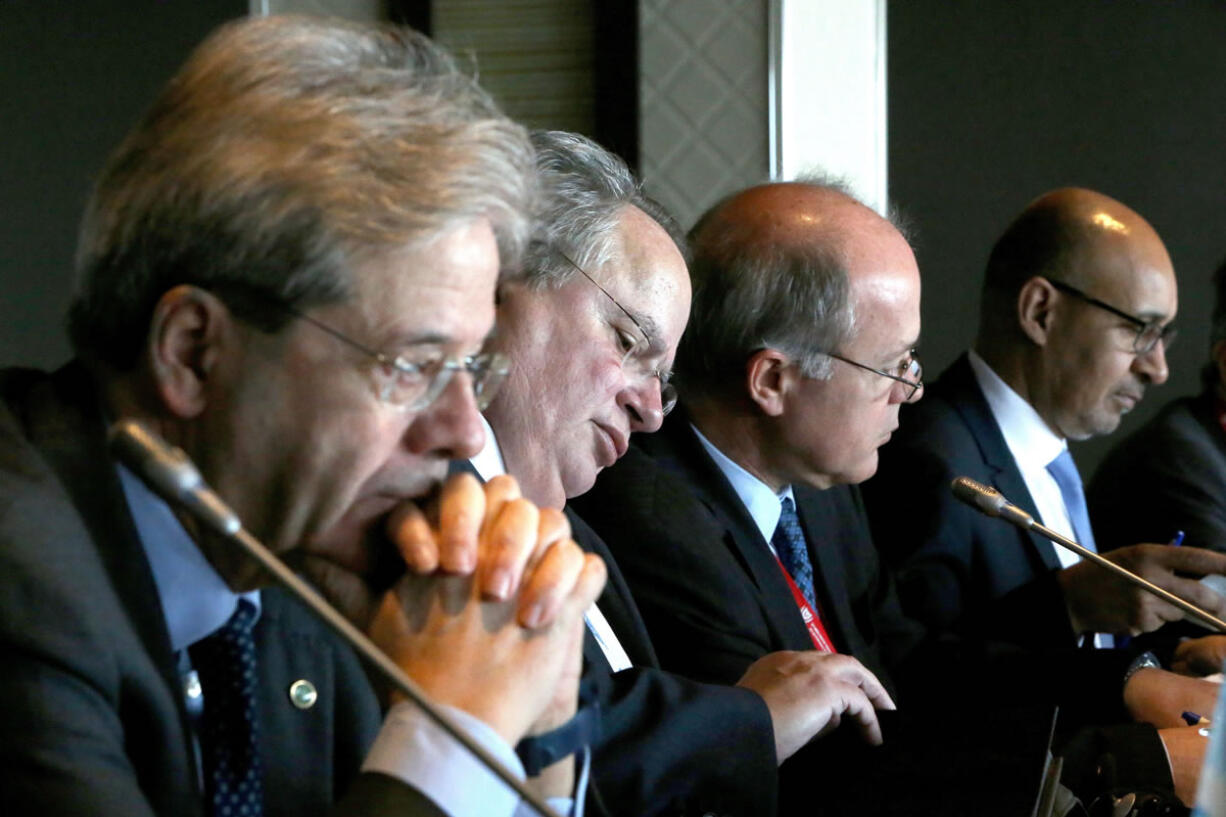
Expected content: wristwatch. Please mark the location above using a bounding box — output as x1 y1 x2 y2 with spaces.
1121 650 1161 689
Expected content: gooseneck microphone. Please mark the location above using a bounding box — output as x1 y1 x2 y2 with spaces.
108 420 562 817
950 476 1226 634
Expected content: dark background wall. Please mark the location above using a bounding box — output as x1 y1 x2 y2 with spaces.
0 1 245 369
888 0 1226 479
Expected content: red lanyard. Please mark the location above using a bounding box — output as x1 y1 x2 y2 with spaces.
770 554 837 653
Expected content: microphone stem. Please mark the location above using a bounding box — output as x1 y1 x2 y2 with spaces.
226 526 563 817
1026 520 1226 635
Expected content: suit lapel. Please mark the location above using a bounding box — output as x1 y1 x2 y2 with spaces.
938 356 1061 571
653 413 816 652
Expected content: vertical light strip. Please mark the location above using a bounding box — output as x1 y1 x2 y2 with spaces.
775 0 889 214
767 0 783 179
250 0 270 16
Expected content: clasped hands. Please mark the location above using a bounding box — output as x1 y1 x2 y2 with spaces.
362 472 605 790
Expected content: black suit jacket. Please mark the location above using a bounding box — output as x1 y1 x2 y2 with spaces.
455 460 779 816
0 364 444 817
1089 389 1226 554
571 409 922 695
863 354 1079 648
573 406 1172 810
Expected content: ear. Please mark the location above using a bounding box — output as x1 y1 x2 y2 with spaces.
145 285 232 419
1016 276 1059 347
745 348 795 417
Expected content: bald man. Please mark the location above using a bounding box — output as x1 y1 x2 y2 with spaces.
864 188 1226 654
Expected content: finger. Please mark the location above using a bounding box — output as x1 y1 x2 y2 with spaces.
839 687 885 746
481 474 522 531
829 655 897 711
387 502 439 574
436 472 486 574
1142 545 1226 576
1153 577 1226 617
519 539 585 629
481 497 540 601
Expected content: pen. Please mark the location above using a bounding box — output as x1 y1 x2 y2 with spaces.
1168 530 1185 547
1181 711 1210 726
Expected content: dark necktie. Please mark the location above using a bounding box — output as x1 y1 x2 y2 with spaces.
772 497 818 611
1045 449 1097 553
189 600 263 817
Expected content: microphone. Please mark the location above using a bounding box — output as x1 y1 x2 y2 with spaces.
950 476 1226 634
107 419 562 817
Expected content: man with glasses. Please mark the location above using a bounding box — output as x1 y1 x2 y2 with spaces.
0 17 607 817
474 134 894 816
864 187 1226 655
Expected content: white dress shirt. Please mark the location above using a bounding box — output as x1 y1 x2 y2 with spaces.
691 423 794 554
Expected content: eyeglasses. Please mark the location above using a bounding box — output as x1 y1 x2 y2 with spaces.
557 250 678 416
828 350 924 402
278 302 509 412
1044 277 1177 355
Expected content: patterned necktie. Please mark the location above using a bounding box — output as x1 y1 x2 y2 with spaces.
1045 449 1097 553
772 497 818 611
188 600 263 817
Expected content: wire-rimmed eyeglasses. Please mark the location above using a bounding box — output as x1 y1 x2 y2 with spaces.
556 250 678 416
1044 277 1177 355
277 302 509 412
828 350 924 402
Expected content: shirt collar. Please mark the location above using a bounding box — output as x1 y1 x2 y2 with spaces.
967 350 1067 469
116 463 259 653
691 423 794 546
469 414 507 481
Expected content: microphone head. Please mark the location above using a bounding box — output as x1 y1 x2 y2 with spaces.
950 476 1008 517
107 419 202 501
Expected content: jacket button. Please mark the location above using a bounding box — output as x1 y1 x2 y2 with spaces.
289 679 318 710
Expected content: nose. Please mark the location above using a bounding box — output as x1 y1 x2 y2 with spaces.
404 370 485 459
1132 339 1170 385
618 376 664 434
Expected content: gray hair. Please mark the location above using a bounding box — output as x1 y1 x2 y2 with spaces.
69 15 536 369
519 130 686 289
677 174 877 397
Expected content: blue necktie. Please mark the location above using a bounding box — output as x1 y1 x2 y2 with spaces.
772 497 818 611
1045 449 1097 554
189 600 263 817
1047 449 1116 647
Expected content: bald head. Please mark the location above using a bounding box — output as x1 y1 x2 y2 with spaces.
977 187 1178 440
677 180 916 399
980 187 1173 329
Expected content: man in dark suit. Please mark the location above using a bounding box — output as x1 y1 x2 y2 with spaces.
473 131 895 816
573 180 1216 808
864 189 1226 651
0 16 607 817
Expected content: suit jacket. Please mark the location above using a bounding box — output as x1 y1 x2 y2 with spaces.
862 354 1079 648
573 405 1172 811
1089 389 1226 554
451 461 779 817
0 363 444 817
571 409 923 695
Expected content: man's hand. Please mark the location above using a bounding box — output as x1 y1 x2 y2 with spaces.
736 651 896 763
1058 544 1226 635
1123 666 1220 728
1157 725 1208 807
1171 635 1226 677
368 472 607 746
